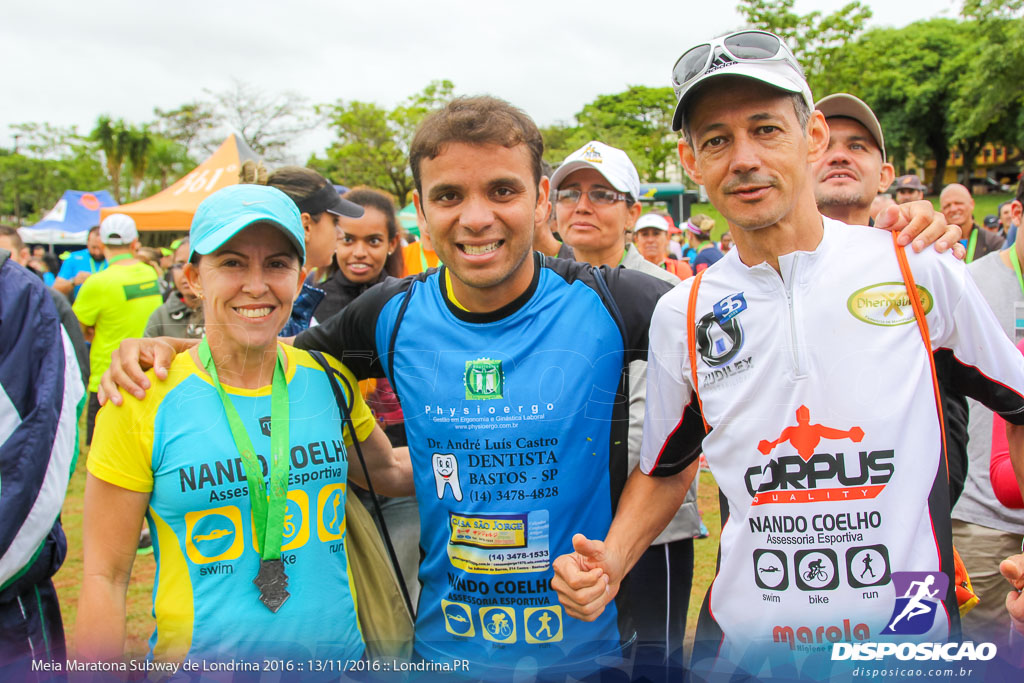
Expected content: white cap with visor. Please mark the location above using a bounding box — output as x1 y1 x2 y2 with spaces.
671 30 813 133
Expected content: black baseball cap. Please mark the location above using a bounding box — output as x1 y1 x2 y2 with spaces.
295 182 364 219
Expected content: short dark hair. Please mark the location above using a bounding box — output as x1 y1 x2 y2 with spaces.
88 225 100 236
1015 174 1024 206
409 96 544 195
342 187 405 278
0 225 24 251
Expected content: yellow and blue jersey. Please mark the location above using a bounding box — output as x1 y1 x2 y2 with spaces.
88 344 374 663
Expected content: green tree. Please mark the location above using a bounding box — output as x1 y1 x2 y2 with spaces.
576 86 678 182
311 80 455 203
813 19 973 193
951 1 1024 167
0 140 106 226
143 135 192 191
125 128 152 201
539 122 581 171
152 101 216 160
541 86 679 183
737 0 872 88
91 116 133 203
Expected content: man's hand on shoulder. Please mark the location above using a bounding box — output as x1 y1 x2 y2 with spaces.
99 336 197 406
552 534 624 622
875 201 964 258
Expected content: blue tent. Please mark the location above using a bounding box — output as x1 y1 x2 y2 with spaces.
19 190 118 245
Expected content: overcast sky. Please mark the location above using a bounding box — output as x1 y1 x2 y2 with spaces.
3 0 962 161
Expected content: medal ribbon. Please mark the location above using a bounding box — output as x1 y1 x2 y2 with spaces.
965 229 978 264
199 337 290 561
1011 247 1024 299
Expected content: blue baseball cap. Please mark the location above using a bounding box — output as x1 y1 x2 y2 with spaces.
189 185 306 263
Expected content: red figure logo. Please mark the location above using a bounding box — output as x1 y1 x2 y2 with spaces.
757 406 864 462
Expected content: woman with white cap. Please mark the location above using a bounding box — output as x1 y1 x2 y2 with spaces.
76 184 412 665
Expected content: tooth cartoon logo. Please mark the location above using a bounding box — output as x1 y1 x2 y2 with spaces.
758 405 864 462
432 453 463 501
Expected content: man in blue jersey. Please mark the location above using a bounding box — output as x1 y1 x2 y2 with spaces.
102 95 965 680
53 225 106 301
102 96 676 679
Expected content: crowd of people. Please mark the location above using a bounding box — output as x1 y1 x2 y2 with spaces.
2 27 1024 683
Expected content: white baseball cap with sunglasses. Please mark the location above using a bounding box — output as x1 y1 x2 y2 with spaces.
670 30 813 132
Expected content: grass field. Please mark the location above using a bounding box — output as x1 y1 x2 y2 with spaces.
54 433 722 657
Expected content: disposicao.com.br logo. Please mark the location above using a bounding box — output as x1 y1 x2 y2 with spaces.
831 570 995 662
831 641 996 662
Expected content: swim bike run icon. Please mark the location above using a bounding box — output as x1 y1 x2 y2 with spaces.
746 406 893 505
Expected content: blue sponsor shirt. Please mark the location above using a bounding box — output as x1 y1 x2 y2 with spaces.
297 254 671 676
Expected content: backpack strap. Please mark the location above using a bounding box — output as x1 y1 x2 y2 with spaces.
890 233 948 481
308 349 415 619
685 270 710 434
386 276 423 385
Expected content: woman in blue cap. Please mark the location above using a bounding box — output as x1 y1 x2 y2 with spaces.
76 184 413 665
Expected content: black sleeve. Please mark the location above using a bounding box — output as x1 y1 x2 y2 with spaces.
934 366 968 505
294 275 413 381
935 348 1024 425
49 289 89 388
602 266 674 364
648 393 708 477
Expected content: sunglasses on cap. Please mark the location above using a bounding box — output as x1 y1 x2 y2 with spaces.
671 30 802 99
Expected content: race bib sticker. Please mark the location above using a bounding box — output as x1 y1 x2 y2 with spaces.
447 510 549 574
713 292 747 323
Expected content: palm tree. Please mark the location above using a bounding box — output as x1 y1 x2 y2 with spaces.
126 128 152 201
91 116 131 203
144 135 192 191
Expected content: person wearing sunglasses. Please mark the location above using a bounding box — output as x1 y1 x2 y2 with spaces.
552 141 653 272
552 140 700 680
553 29 1024 679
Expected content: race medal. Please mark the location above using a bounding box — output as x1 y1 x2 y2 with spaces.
254 559 291 612
200 338 291 613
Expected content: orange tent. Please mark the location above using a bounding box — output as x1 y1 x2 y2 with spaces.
100 134 258 231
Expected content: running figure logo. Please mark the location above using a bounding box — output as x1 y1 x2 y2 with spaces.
758 405 864 462
525 606 564 644
860 554 875 579
881 572 950 635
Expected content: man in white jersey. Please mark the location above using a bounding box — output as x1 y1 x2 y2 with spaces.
552 29 1024 679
